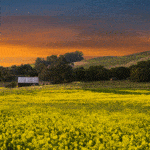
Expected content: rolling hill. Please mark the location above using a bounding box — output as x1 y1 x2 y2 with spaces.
73 50 150 69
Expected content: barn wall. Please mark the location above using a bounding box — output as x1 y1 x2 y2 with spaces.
18 77 39 83
18 83 39 87
18 77 39 87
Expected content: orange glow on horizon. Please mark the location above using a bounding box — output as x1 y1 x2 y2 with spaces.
0 43 149 67
1 16 149 67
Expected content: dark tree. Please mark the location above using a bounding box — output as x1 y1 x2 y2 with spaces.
137 60 150 68
46 55 58 63
38 55 73 83
47 55 73 83
16 64 37 76
10 65 18 75
35 56 57 74
35 57 44 73
84 65 110 81
38 65 50 81
73 67 85 81
64 51 84 63
0 67 14 82
110 67 130 80
96 67 110 81
28 67 38 77
128 65 137 71
129 60 150 82
130 67 150 82
34 57 47 74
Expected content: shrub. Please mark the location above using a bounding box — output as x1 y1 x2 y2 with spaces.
130 67 150 82
129 60 150 82
110 67 130 80
5 81 17 88
73 67 85 81
84 65 110 81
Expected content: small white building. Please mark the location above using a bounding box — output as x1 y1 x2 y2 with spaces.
18 77 39 87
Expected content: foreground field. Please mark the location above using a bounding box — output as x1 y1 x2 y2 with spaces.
1 81 150 149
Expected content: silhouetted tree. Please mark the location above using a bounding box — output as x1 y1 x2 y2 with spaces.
35 56 58 74
10 65 18 75
34 57 47 74
46 55 58 63
0 67 14 82
38 55 73 83
110 67 130 80
47 55 73 83
129 60 150 82
16 64 38 77
38 65 50 81
137 60 150 68
72 67 85 81
130 67 150 82
84 65 110 81
64 51 84 63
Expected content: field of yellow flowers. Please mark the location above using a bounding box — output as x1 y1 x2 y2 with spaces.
0 81 150 150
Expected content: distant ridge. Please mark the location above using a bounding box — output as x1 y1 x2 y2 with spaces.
124 50 150 56
74 50 150 69
5 50 150 69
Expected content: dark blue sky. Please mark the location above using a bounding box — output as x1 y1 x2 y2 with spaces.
2 0 150 31
1 0 150 32
2 0 150 18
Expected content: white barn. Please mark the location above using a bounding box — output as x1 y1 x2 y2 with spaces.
18 77 39 87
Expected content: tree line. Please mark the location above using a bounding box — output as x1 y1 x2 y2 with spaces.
1 51 150 84
73 60 150 82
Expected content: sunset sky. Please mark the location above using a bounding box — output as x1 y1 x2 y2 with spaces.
1 0 150 67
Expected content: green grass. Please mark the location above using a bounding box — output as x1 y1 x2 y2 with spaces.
74 50 150 69
1 81 150 149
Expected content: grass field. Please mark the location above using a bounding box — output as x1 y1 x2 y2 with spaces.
1 81 150 149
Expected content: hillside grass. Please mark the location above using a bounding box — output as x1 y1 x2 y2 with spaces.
74 50 150 69
1 81 150 149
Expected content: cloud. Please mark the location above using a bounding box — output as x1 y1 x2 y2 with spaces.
1 16 150 57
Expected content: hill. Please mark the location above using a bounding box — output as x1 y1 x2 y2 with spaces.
73 50 150 69
17 50 150 69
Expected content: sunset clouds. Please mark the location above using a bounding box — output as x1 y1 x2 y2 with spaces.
1 0 150 66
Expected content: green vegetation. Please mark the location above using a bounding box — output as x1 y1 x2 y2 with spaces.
16 50 150 70
74 50 150 69
5 81 17 88
1 50 150 85
0 81 150 149
64 51 84 63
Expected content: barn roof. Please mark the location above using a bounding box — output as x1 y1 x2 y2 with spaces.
18 77 39 83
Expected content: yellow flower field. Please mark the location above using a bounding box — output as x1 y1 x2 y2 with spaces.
0 82 150 149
